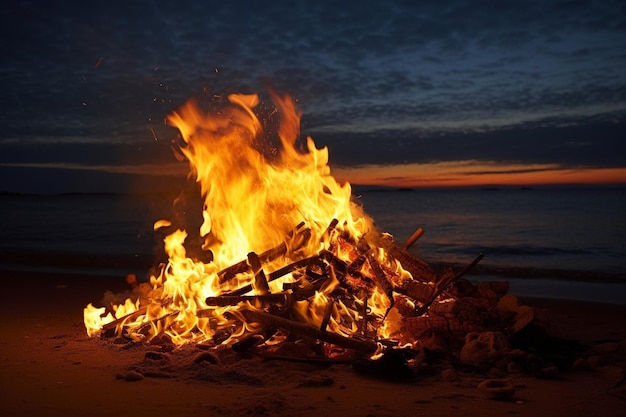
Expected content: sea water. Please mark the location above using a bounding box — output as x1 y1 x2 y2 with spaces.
1 186 625 303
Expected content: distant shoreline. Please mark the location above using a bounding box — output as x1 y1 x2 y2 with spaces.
2 183 626 197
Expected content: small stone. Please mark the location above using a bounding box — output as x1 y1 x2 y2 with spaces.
441 368 458 382
538 365 559 379
570 358 591 372
587 355 602 369
124 370 144 382
507 361 523 373
193 351 220 365
477 379 515 400
460 331 508 369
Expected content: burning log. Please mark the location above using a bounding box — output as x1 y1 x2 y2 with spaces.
396 281 435 304
267 256 319 282
219 256 319 297
239 308 378 354
101 307 148 334
217 242 287 283
320 298 335 332
365 253 394 317
136 311 179 337
217 222 310 284
402 226 424 250
415 253 484 316
358 298 369 338
248 252 270 295
322 218 339 241
319 250 373 286
388 245 438 284
204 294 291 307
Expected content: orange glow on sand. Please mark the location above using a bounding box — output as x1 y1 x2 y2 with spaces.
332 161 626 188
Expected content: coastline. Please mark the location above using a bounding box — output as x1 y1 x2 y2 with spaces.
0 269 624 417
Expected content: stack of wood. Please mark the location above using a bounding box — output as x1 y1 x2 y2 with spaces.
201 223 487 353
102 220 543 375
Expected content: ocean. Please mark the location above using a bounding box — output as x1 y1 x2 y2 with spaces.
1 186 625 304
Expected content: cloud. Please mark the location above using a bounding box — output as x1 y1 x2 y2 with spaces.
314 113 626 168
333 160 626 188
0 161 186 177
1 0 625 192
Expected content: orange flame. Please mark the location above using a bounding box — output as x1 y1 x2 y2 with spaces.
84 91 402 348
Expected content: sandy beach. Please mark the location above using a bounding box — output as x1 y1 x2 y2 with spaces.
0 269 624 417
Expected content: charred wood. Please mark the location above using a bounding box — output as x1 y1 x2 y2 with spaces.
388 246 438 283
220 256 320 297
322 218 339 242
320 298 334 332
239 308 378 353
415 253 484 316
248 252 270 295
102 307 148 334
218 223 310 283
402 227 424 250
396 280 435 304
365 253 394 317
204 294 291 307
267 256 318 281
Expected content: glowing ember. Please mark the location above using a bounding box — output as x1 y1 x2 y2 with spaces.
83 90 466 355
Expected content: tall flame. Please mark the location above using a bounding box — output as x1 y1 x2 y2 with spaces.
84 91 403 348
167 92 369 266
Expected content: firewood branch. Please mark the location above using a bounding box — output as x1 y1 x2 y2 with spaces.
239 308 378 353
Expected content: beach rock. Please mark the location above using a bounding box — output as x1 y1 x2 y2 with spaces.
507 361 523 373
496 295 535 333
496 294 519 314
538 365 559 379
124 370 144 381
441 368 458 382
477 379 515 400
570 357 592 372
587 355 602 369
505 349 527 372
507 349 527 360
460 331 509 369
149 334 175 351
193 351 220 365
144 350 171 362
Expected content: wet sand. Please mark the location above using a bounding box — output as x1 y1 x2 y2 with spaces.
0 270 624 417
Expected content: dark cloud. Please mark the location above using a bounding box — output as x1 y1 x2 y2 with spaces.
315 113 626 168
0 0 625 191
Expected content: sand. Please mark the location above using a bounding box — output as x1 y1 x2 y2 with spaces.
0 270 624 417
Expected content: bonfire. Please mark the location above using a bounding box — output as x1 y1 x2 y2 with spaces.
84 91 545 383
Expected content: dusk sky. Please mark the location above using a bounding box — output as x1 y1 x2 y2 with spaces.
1 0 625 193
